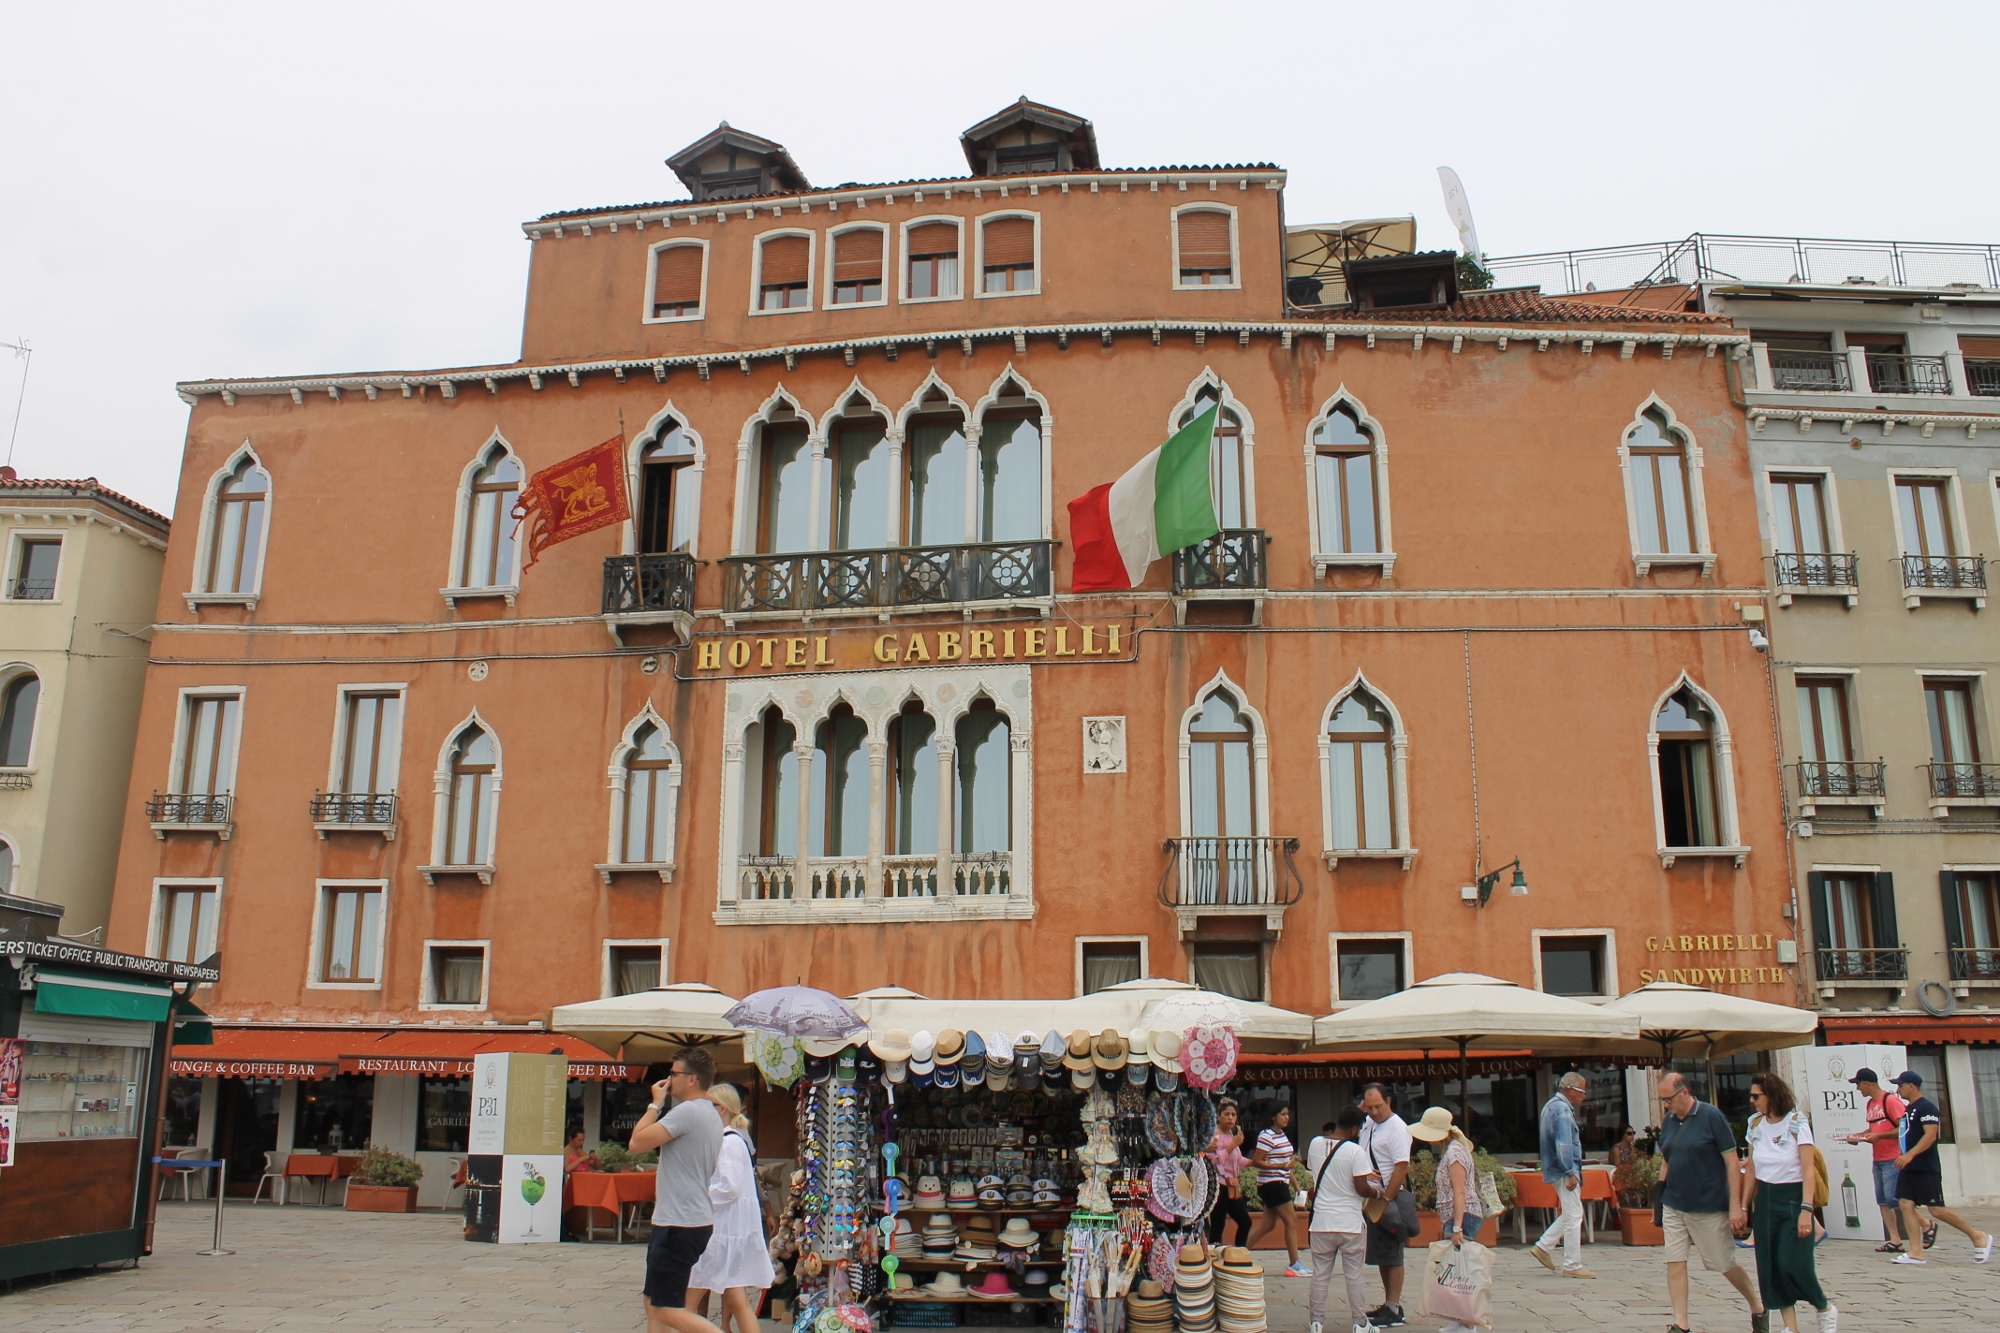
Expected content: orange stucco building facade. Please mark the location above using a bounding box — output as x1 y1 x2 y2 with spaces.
108 104 1792 1170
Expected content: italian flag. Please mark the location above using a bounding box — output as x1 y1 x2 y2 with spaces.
1067 404 1221 591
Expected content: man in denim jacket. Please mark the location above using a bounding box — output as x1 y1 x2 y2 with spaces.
1530 1072 1595 1279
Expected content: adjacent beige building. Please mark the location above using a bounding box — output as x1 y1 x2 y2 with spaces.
0 468 169 936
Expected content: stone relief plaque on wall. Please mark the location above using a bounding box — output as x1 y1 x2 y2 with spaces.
1082 716 1126 774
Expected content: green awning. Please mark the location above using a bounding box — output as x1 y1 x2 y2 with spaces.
173 993 214 1045
34 969 174 1023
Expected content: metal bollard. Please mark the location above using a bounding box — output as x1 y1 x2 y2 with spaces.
196 1160 233 1256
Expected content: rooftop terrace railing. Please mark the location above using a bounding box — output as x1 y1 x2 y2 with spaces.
1483 233 2000 297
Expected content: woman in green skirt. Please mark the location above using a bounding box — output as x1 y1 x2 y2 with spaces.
1739 1073 1837 1333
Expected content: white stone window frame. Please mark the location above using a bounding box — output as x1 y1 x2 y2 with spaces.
598 702 681 883
420 709 501 885
1761 465 1855 607
1172 671 1279 936
305 877 389 991
1303 387 1396 578
972 210 1042 301
441 431 525 608
1648 673 1749 868
602 938 671 999
1619 395 1716 579
728 386 816 557
898 215 968 306
0 830 21 897
1804 862 1890 998
640 236 709 325
1915 667 1993 818
715 664 1035 925
148 876 224 965
747 227 818 317
815 379 899 552
1787 666 1878 819
1165 369 1259 529
891 370 977 549
319 682 408 839
1168 202 1241 292
1074 936 1149 997
160 685 246 841
969 365 1057 543
1886 466 1983 609
1326 931 1415 1009
1988 469 2000 558
186 443 273 609
1941 862 2000 991
823 220 892 312
621 403 707 559
0 659 44 778
1317 672 1417 870
1530 928 1619 1002
419 937 490 1011
2 528 64 604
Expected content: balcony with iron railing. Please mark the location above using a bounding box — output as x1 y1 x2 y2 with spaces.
1157 836 1303 931
1172 530 1267 597
147 791 233 838
1968 358 2000 397
1790 760 1886 818
0 772 30 790
1770 552 1859 605
1768 350 1850 392
1482 232 2000 298
1815 946 1908 985
1900 555 1986 607
1866 353 1952 395
722 541 1051 617
9 577 55 600
1949 947 2000 983
310 791 398 838
602 553 698 641
1927 762 2000 808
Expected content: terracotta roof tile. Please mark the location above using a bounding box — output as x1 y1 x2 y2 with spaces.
1307 288 1728 327
0 470 171 529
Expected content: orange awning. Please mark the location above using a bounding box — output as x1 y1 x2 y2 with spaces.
171 1027 647 1080
1821 1013 2000 1047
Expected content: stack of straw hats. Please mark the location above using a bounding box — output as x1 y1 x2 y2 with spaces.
1126 1278 1174 1333
1212 1248 1267 1333
920 1213 957 1258
1172 1245 1217 1333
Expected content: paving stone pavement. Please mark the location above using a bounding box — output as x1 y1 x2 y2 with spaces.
2 1203 1998 1332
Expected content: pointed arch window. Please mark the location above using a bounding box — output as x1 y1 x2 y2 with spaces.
620 724 677 864
955 701 1011 853
637 423 699 555
204 456 269 596
1189 690 1256 842
976 397 1042 542
810 705 869 859
459 446 521 589
0 838 14 894
1327 689 1394 851
887 703 940 856
1180 389 1249 529
444 724 498 865
755 416 813 555
750 706 801 859
1313 407 1379 555
1656 688 1719 847
829 408 893 551
905 403 968 547
1628 411 1695 554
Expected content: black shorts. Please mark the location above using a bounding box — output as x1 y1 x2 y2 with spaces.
1365 1193 1419 1267
1257 1181 1293 1210
1896 1170 1945 1209
645 1224 714 1308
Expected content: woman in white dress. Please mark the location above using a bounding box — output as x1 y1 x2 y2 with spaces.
686 1084 776 1333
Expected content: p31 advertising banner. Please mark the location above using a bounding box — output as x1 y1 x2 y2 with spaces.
1802 1044 1906 1243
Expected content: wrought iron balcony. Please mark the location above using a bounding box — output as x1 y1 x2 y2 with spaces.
1950 946 2000 982
1866 353 1951 395
1771 552 1858 589
310 791 397 826
9 578 55 600
0 772 30 790
1967 358 2000 397
1901 555 1986 591
602 553 697 616
1791 760 1886 800
1157 836 1303 909
722 541 1051 614
1927 762 2000 801
147 792 232 826
1173 530 1268 594
1815 946 1907 983
1768 350 1850 392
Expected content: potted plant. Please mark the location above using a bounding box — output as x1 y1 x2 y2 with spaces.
1613 1151 1664 1245
591 1142 656 1174
1406 1149 1508 1246
345 1145 424 1212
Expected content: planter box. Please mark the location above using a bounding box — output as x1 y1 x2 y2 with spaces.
1618 1206 1664 1246
1412 1211 1499 1247
346 1183 419 1213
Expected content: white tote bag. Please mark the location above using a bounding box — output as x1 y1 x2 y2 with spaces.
1417 1239 1494 1329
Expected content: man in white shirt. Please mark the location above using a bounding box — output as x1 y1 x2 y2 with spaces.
1306 1106 1377 1333
1358 1084 1415 1328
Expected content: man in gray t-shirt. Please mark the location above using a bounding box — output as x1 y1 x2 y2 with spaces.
629 1047 724 1333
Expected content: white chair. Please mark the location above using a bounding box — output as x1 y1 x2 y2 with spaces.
250 1150 290 1205
442 1157 466 1211
157 1147 192 1201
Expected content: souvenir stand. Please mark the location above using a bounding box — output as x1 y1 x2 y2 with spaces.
749 999 1260 1333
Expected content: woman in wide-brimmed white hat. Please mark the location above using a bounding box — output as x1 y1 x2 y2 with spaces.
1409 1106 1481 1333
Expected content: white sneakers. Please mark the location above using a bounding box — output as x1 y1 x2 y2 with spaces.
1308 1321 1323 1333
1815 1305 1838 1333
1891 1254 1928 1265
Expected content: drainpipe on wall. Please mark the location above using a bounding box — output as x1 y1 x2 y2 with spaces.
1758 623 1811 1011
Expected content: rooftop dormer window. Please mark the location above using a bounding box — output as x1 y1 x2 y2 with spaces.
959 98 1098 178
665 122 811 201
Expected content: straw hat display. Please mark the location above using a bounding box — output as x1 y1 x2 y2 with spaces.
920 1272 966 1298
997 1218 1040 1248
1126 1278 1174 1333
1172 1244 1218 1333
1062 1029 1095 1071
1213 1247 1268 1333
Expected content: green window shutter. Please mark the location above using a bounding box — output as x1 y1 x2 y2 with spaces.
1806 871 1831 962
1940 871 1966 981
1870 871 1901 950
33 969 173 1023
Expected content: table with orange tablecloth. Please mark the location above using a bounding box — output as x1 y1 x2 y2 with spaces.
1508 1166 1616 1244
283 1153 363 1204
567 1170 657 1242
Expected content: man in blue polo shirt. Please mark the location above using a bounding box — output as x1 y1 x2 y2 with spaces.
1889 1071 1992 1266
1656 1072 1766 1333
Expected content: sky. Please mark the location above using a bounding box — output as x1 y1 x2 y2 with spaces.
4 1 1997 513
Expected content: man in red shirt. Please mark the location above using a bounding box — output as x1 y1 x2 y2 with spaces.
1840 1068 1921 1252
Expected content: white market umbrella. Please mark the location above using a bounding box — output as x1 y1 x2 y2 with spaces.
1096 977 1313 1048
1313 971 1643 1118
1599 981 1819 1063
551 982 743 1062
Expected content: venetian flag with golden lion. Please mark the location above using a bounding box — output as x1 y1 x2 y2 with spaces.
512 435 630 568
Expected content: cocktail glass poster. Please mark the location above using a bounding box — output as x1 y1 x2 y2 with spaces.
0 1038 21 1169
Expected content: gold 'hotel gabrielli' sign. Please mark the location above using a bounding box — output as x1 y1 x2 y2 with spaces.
1639 932 1787 986
687 621 1131 675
